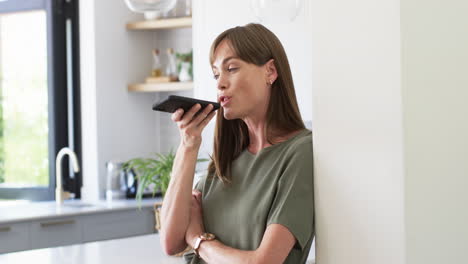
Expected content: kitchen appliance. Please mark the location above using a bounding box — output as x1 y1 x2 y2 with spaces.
124 168 138 198
105 161 138 201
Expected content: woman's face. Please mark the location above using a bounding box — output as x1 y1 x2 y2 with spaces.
212 39 275 121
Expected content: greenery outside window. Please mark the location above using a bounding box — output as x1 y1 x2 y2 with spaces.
0 0 81 201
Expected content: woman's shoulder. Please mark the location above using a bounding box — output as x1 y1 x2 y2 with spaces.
294 129 312 143
263 129 312 164
282 129 312 152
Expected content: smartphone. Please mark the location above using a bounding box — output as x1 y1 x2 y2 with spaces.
152 95 220 114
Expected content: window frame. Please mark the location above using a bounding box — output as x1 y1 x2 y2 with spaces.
0 0 82 201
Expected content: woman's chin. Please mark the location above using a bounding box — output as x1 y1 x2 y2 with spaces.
223 109 237 120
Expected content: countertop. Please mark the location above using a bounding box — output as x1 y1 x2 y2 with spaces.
0 233 184 264
0 233 316 264
0 198 163 225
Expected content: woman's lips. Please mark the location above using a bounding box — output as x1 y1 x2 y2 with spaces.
220 96 232 107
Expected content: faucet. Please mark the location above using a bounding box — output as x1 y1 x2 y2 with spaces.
56 147 80 205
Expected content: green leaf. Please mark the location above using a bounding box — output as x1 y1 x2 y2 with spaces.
124 150 205 204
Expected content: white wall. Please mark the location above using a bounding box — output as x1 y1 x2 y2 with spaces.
402 0 468 263
309 0 405 263
311 0 468 263
80 0 158 201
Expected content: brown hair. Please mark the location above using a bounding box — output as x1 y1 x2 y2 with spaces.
208 23 305 184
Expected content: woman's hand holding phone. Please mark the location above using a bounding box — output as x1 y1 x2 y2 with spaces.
171 103 217 151
162 104 216 253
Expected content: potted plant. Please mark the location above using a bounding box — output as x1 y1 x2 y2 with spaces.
123 150 207 257
123 150 208 227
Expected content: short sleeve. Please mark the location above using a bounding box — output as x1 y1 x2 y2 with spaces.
266 140 314 251
194 171 207 192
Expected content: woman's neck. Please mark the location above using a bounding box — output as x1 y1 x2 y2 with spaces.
243 116 303 155
243 116 270 155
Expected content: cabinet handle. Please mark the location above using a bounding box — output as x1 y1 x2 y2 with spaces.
40 219 75 227
0 226 11 232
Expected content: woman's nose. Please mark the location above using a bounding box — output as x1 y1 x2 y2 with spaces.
217 74 228 90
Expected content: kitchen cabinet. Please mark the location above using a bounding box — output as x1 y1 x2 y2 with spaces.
81 208 153 242
30 217 82 249
126 16 193 92
0 222 30 253
0 206 154 254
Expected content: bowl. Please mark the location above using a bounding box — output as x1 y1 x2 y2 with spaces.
124 0 177 20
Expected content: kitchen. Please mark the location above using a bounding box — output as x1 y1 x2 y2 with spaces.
1 0 467 264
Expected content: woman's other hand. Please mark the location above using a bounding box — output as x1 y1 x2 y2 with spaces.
171 104 217 151
185 189 205 247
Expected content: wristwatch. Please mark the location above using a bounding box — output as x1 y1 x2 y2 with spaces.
193 232 216 256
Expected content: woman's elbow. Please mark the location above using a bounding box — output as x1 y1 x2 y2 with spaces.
249 251 284 264
160 232 186 256
161 243 180 256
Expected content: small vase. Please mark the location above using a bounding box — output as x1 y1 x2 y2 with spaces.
178 62 192 82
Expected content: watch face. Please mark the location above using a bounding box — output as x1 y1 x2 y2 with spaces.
201 233 215 240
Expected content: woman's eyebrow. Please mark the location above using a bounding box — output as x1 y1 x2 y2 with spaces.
212 56 238 69
222 56 238 64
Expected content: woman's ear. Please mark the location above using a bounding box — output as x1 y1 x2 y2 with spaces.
265 59 278 85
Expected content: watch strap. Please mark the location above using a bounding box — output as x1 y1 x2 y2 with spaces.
193 233 216 257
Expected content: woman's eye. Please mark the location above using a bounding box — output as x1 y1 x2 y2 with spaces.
213 67 237 80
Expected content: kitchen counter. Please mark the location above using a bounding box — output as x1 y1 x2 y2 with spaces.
0 233 184 264
0 233 316 264
0 198 162 225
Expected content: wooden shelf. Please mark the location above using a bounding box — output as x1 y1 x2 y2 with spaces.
128 81 193 92
126 17 192 30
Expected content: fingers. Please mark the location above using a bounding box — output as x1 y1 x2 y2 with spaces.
171 108 184 122
179 104 202 127
192 104 214 125
190 195 202 213
198 109 217 129
174 104 217 130
192 189 202 199
190 195 198 211
192 189 202 205
171 104 201 124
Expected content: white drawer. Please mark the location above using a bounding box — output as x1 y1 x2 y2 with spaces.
30 217 82 249
82 208 154 242
0 222 30 253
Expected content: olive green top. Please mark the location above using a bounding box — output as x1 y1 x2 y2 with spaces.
184 129 314 264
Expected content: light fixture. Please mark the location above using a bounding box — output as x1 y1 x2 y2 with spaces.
124 0 177 20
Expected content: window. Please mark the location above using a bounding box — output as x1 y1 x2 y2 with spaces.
0 0 81 201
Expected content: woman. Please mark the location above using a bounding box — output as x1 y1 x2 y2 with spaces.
160 23 314 264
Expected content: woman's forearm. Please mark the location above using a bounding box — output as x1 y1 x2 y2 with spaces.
159 144 199 255
187 224 296 264
197 240 257 264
